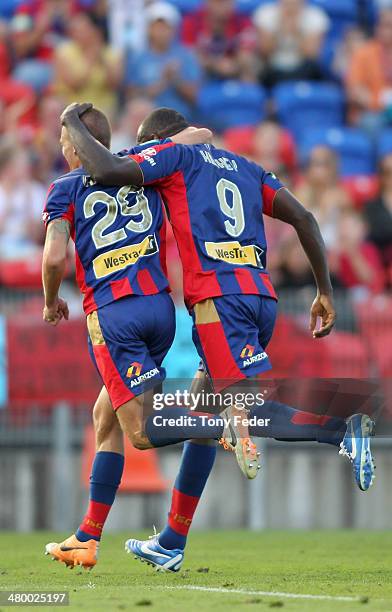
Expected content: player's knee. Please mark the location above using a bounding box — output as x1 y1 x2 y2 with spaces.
128 430 151 451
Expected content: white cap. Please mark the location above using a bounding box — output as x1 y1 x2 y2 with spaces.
146 2 181 28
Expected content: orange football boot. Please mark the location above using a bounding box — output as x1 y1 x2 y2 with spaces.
45 534 99 570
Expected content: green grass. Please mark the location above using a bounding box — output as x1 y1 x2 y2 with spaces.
0 531 391 611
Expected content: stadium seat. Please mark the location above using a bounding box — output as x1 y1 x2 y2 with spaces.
377 129 392 159
342 175 379 209
166 0 202 13
300 127 375 176
369 333 392 378
356 295 392 377
0 257 42 289
197 81 266 132
323 332 369 378
267 316 332 378
223 126 255 156
311 0 357 40
236 0 270 13
81 425 168 493
273 81 344 142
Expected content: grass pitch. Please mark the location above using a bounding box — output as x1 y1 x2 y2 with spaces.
0 531 391 611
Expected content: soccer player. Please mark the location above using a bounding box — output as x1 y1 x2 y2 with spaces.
41 107 259 571
62 104 376 571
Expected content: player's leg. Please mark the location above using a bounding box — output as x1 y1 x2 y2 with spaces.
125 371 218 571
88 294 226 450
190 295 267 478
76 386 124 542
213 295 375 490
45 387 124 569
158 371 217 551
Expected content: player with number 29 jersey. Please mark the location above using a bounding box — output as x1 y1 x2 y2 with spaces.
129 141 284 391
43 166 169 315
43 159 174 409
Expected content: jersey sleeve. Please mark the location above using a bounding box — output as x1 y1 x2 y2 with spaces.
129 142 184 185
42 180 75 233
260 170 285 217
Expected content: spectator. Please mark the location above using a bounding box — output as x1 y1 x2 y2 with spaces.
329 209 385 295
332 26 367 82
181 0 256 82
108 0 147 51
53 12 121 118
0 18 36 129
364 152 392 269
275 234 314 289
10 0 76 92
295 146 352 249
347 8 392 132
125 2 201 120
223 120 296 176
111 97 154 153
253 0 329 87
32 95 67 183
0 138 45 260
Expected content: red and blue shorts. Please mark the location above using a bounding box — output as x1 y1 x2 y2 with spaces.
191 294 277 393
87 293 175 410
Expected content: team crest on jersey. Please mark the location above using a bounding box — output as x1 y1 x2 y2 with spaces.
240 344 254 359
205 241 264 268
92 234 158 279
127 362 142 377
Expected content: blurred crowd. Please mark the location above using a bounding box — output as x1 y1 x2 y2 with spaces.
0 0 392 305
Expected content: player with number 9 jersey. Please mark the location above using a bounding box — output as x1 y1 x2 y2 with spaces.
129 140 284 391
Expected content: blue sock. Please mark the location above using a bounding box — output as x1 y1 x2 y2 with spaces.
249 401 346 446
158 442 217 550
145 408 224 447
76 451 124 542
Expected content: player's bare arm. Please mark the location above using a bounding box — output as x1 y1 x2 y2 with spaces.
61 103 212 186
42 219 70 326
171 126 213 145
272 188 336 339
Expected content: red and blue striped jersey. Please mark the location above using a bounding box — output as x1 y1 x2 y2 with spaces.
129 142 284 308
43 166 169 314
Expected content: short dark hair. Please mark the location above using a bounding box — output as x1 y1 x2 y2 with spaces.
81 108 112 149
137 107 189 143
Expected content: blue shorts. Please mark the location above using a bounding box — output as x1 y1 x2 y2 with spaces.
191 294 277 392
87 293 175 409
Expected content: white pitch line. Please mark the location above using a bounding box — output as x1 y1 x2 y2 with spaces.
158 585 359 602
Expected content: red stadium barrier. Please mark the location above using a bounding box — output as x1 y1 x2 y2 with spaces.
7 315 101 407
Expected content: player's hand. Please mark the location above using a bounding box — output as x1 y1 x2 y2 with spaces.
309 293 336 339
60 102 93 126
43 297 69 326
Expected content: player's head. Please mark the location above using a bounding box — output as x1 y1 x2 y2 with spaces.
60 107 112 170
136 107 190 143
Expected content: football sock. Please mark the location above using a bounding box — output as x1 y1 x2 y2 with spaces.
159 442 217 550
76 451 124 542
248 401 346 446
145 407 224 447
